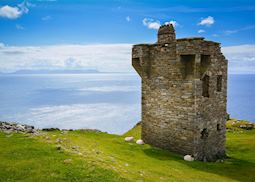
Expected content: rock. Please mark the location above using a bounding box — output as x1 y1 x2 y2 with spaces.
124 136 134 142
56 145 61 150
136 139 144 145
63 159 72 164
27 128 36 133
184 155 194 161
17 124 25 131
61 131 68 135
72 146 80 150
239 124 254 130
0 121 37 134
24 125 34 131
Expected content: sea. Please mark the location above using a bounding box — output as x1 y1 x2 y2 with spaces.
0 73 254 134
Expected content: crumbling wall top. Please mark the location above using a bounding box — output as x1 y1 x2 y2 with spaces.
158 24 175 35
133 24 220 48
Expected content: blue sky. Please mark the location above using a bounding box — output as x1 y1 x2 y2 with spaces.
0 0 255 73
0 0 255 46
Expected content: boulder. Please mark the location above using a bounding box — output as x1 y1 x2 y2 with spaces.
184 155 194 161
0 121 37 134
124 136 134 142
136 139 144 145
17 124 25 131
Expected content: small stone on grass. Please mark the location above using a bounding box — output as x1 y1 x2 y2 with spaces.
125 136 134 142
136 139 144 145
184 155 194 161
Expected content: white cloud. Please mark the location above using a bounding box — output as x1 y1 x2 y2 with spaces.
126 16 130 22
0 5 22 19
198 29 205 33
143 18 161 30
1 43 254 74
222 44 255 74
16 24 25 30
6 103 140 134
164 20 178 27
198 16 215 26
0 44 133 73
143 18 179 30
42 15 51 21
0 0 32 19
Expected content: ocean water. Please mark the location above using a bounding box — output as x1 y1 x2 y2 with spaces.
0 73 254 134
227 74 255 122
0 73 141 134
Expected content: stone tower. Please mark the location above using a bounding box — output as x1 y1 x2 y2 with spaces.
132 24 228 161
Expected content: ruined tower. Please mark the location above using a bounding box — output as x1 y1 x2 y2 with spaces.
132 24 228 161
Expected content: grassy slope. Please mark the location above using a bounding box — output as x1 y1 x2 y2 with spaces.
0 122 255 182
0 132 127 182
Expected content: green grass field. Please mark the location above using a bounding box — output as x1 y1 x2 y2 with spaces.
0 122 255 182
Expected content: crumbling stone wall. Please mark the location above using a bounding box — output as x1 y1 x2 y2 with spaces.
132 24 228 161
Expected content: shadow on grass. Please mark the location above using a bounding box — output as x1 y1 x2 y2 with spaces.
143 148 255 182
143 147 181 161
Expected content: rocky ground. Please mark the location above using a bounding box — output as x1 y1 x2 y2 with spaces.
0 121 38 134
0 121 104 134
226 119 254 131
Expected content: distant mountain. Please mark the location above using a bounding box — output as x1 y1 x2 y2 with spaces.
3 69 100 74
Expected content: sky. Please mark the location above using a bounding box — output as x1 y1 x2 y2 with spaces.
0 0 255 73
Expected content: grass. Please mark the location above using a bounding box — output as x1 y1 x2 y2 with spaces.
0 132 127 182
0 122 255 182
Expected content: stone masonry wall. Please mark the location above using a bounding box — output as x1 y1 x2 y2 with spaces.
132 25 228 161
